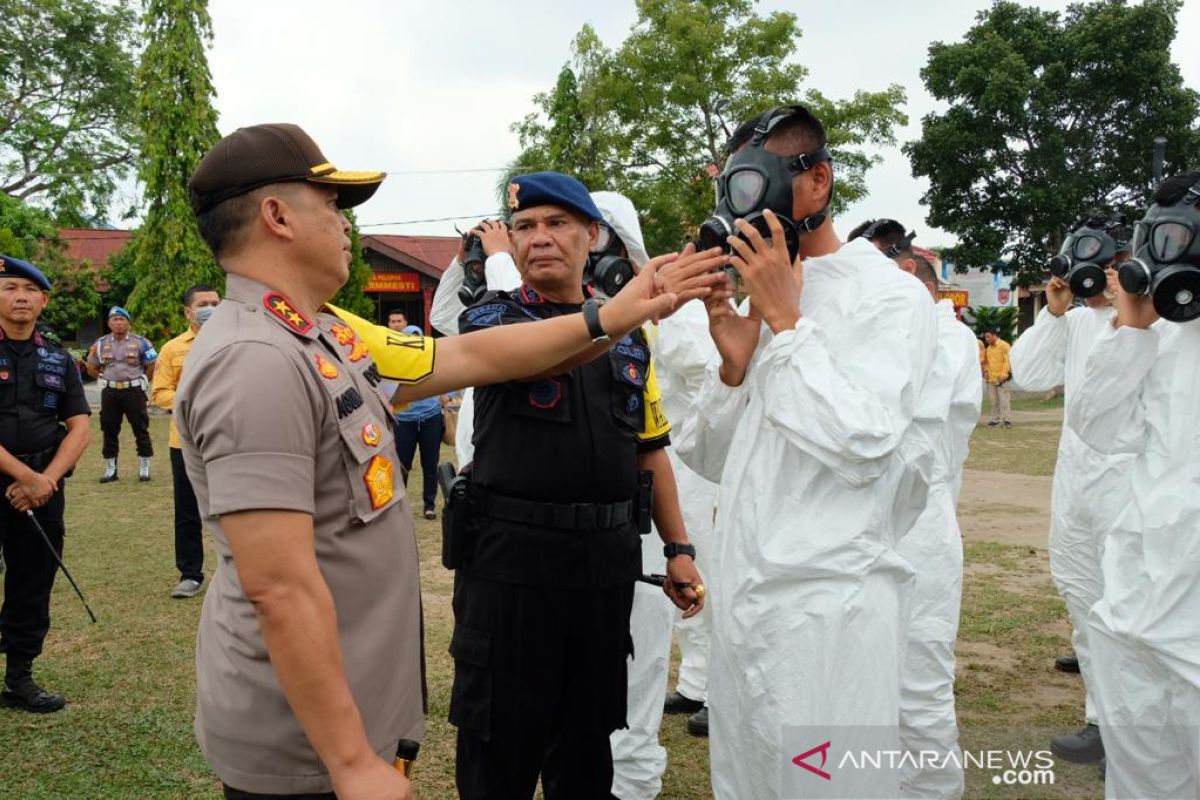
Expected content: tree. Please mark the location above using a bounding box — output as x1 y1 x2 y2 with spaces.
964 305 1018 343
125 0 222 341
0 192 101 339
329 210 376 318
0 0 138 223
906 0 1200 285
510 0 908 255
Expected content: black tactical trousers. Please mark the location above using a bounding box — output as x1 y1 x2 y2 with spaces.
0 486 65 661
450 569 635 800
100 386 153 459
170 448 203 582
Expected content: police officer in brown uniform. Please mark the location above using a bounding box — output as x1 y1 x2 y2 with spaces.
86 306 157 482
177 123 685 800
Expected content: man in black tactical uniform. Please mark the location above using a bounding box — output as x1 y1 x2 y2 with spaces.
0 254 91 713
449 172 718 799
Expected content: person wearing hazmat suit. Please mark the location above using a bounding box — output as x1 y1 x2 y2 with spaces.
1009 211 1133 765
1068 173 1200 798
850 220 981 799
668 105 936 799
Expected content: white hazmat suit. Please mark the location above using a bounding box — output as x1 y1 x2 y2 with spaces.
677 238 936 799
1068 318 1200 798
653 301 720 711
898 299 981 799
1010 304 1132 728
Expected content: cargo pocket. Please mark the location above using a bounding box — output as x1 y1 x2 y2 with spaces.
448 624 492 740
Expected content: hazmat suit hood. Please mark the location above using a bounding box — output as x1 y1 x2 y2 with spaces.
591 191 650 269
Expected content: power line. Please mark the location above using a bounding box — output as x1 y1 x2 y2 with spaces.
359 213 499 228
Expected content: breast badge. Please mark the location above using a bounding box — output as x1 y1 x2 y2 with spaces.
362 422 381 447
363 454 395 509
314 354 339 380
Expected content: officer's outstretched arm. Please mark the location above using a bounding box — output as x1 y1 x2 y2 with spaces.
394 261 678 403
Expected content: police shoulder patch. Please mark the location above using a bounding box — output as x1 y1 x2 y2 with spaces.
464 303 508 329
263 292 313 335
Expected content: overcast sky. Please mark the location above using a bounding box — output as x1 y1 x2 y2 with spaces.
202 0 1200 248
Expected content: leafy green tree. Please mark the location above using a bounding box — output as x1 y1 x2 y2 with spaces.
0 192 101 338
125 0 222 341
0 0 138 223
965 305 1018 343
906 0 1200 284
329 210 376 317
510 0 908 255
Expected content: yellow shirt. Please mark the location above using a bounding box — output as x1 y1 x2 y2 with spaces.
984 339 1012 384
152 327 197 449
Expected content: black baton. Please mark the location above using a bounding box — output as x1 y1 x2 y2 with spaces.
638 573 692 592
24 509 97 623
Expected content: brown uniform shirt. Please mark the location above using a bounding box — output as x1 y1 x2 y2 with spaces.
175 274 430 794
87 331 156 382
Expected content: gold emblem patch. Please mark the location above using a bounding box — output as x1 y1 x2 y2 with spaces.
363 454 395 509
507 182 520 210
314 354 339 380
348 338 370 362
330 323 356 347
362 422 381 447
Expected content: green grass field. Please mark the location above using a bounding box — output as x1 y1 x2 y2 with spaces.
0 413 1102 798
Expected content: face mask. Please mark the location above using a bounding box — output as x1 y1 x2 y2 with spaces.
1048 219 1125 299
194 305 217 327
584 222 635 299
697 105 832 264
1118 179 1200 322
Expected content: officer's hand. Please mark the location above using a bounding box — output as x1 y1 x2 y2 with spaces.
12 471 56 509
598 258 678 335
653 244 728 313
5 484 34 512
331 755 415 800
1046 276 1072 317
728 210 802 334
664 555 705 619
472 219 512 258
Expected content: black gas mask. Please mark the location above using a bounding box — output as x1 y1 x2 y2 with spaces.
584 221 635 298
1047 218 1125 299
697 105 832 264
859 219 917 259
458 232 488 306
1118 178 1200 322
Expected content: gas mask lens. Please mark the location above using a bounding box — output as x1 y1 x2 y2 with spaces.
1072 234 1103 260
725 169 767 217
594 222 617 254
1151 222 1193 262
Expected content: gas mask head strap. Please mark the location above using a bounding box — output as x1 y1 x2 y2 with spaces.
749 105 831 175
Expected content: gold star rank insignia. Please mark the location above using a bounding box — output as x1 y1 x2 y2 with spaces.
262 292 313 334
314 353 339 380
363 454 395 509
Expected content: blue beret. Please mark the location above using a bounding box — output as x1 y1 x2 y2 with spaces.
0 253 52 290
507 172 603 222
108 306 131 320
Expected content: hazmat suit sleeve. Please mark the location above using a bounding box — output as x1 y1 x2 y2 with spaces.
1066 323 1159 455
674 360 751 484
429 253 523 336
751 285 935 487
1010 306 1071 391
653 301 717 392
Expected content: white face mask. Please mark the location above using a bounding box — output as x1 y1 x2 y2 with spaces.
194 306 217 327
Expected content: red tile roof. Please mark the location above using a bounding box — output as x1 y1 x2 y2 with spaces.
60 228 132 266
363 234 458 278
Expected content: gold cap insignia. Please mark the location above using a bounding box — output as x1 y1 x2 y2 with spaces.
507 182 520 210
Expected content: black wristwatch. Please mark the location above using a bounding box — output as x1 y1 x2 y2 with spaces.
582 297 610 344
663 543 696 560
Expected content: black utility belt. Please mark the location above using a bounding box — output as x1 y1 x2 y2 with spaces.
471 488 634 532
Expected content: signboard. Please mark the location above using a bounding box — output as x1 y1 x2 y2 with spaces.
942 259 1015 308
364 271 421 293
937 289 970 312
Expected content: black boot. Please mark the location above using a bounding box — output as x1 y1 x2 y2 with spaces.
687 705 709 737
1050 723 1104 763
1054 653 1080 673
663 690 705 715
1 658 65 713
